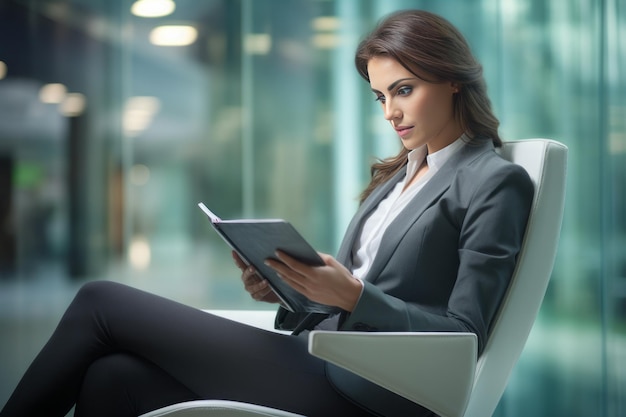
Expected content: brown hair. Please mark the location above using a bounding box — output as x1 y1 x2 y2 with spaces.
356 10 501 203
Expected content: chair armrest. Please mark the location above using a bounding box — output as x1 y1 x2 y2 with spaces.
308 331 477 417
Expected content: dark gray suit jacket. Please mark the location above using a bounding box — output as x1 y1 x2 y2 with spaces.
277 139 534 416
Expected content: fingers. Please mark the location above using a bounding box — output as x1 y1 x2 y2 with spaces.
271 251 312 275
233 251 261 283
236 260 270 297
241 265 260 285
248 279 273 301
231 251 281 304
265 256 309 294
233 251 260 286
231 251 247 271
241 266 272 300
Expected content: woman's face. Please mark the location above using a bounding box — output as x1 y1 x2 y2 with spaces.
367 56 462 153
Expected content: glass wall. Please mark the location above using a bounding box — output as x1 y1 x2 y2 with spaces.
0 0 623 416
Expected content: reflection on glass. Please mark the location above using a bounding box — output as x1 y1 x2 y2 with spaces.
59 93 86 117
243 33 272 55
124 96 161 136
38 83 67 104
149 25 198 46
0 0 623 416
129 235 151 270
131 0 176 18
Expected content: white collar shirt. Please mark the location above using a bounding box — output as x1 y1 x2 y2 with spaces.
351 135 467 280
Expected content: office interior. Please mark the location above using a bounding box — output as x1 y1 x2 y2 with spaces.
0 0 624 416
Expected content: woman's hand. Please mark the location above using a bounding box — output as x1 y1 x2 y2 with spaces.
264 251 363 312
232 251 281 304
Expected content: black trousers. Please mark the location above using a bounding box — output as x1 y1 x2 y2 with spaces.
0 281 373 417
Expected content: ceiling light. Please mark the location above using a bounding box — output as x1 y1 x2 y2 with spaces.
129 236 151 270
0 61 6 79
60 93 86 117
313 33 340 49
131 0 175 18
123 96 161 135
150 25 197 46
312 16 340 32
39 83 67 104
244 33 272 55
127 96 161 113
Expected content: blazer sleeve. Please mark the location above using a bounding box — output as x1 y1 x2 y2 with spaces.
339 161 534 354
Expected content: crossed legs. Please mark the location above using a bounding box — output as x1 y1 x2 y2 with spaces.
0 281 371 417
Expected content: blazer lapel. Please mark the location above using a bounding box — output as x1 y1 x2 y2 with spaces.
362 140 494 283
335 168 406 267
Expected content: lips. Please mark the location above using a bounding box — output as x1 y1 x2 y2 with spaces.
394 125 414 138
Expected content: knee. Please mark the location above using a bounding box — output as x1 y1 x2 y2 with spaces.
61 281 126 328
72 280 124 310
76 280 120 300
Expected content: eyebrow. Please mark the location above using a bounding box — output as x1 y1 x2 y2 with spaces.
371 77 417 93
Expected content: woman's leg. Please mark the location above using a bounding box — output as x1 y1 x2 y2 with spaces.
75 353 199 416
0 281 371 417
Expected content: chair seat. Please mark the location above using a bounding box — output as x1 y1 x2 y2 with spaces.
139 400 305 417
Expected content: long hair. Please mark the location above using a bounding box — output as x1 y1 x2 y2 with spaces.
356 10 501 203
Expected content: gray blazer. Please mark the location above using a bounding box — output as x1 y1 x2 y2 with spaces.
277 139 534 416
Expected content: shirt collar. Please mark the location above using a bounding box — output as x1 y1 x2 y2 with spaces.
405 133 468 179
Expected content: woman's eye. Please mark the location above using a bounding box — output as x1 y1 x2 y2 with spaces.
397 86 412 96
374 94 386 103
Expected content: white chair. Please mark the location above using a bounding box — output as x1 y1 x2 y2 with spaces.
140 139 568 417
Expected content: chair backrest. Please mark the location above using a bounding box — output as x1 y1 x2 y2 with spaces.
464 139 568 417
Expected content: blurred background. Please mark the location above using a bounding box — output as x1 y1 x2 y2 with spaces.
0 0 624 416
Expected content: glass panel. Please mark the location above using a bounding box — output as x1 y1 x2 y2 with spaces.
493 0 607 415
605 0 626 415
0 1 624 415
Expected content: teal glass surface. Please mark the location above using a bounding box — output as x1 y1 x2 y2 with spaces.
0 1 623 416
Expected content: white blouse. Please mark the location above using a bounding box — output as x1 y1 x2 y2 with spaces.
350 135 467 280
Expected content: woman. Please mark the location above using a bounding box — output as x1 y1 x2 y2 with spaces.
1 9 533 417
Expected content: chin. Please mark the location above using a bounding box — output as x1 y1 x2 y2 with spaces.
401 140 424 151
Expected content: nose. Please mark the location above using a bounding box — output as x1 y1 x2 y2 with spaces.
383 99 401 121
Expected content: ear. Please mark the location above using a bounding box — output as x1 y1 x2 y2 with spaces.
450 82 460 94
